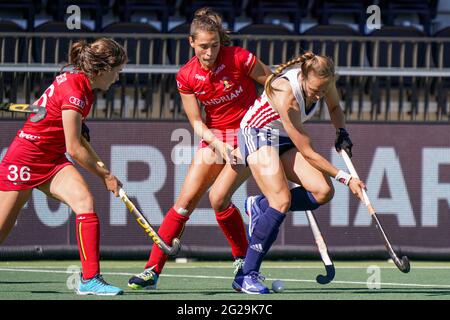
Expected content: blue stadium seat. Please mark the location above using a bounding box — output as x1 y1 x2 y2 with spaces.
32 21 92 104
379 0 438 36
46 0 110 32
113 0 176 32
167 23 192 65
0 0 41 31
366 26 427 119
245 0 309 34
312 0 372 34
102 22 163 118
432 26 450 119
237 24 296 66
301 24 363 116
0 20 26 63
179 0 241 30
33 21 92 64
0 20 26 103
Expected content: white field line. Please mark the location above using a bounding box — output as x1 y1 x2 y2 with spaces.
1 267 450 289
4 265 450 270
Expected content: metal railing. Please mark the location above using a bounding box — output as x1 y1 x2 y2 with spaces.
0 32 449 122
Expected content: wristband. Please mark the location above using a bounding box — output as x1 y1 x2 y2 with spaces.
335 170 352 185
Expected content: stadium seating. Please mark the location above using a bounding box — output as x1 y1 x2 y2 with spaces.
0 20 26 63
379 0 438 36
0 20 26 103
301 24 363 116
113 0 176 32
237 24 296 66
33 21 92 64
245 0 310 33
0 0 41 31
102 22 163 118
31 21 92 102
432 26 450 118
366 26 427 120
45 0 110 32
179 0 241 30
167 22 192 65
312 0 373 34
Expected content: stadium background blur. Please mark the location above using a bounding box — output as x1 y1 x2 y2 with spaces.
0 0 449 263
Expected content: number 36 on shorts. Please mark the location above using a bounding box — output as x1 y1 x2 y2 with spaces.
7 165 31 182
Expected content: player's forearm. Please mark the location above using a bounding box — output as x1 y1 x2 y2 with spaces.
190 119 220 147
329 104 346 130
284 122 338 178
68 141 111 179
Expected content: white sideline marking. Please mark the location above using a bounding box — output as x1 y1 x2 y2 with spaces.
1 267 450 289
3 265 450 270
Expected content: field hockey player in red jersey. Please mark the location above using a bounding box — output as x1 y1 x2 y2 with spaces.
0 38 127 296
233 52 366 294
128 7 272 290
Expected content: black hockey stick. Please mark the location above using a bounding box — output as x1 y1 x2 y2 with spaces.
340 150 410 273
306 210 336 284
0 102 47 122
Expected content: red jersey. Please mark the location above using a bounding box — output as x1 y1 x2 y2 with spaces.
20 71 94 156
0 72 94 190
176 46 257 130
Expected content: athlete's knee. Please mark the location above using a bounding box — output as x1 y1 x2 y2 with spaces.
69 189 95 213
209 190 231 212
268 192 291 213
313 183 334 204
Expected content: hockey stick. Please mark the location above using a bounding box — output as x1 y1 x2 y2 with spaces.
340 150 410 273
80 137 181 256
0 102 47 122
306 210 335 284
118 188 181 256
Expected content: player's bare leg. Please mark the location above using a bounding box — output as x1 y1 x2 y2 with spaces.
280 148 334 204
174 146 226 216
209 147 251 212
0 189 32 244
39 165 123 295
245 148 335 237
209 147 251 273
128 146 226 290
39 165 94 214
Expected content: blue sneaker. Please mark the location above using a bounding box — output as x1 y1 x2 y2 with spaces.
240 271 270 295
245 195 264 237
232 258 245 292
128 267 159 290
76 274 123 296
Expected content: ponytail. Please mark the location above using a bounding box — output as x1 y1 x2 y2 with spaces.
265 51 335 98
190 7 231 46
65 37 127 79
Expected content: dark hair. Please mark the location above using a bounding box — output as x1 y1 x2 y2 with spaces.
190 7 231 46
66 37 127 78
265 51 335 97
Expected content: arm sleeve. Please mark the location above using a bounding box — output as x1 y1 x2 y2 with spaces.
176 70 194 95
234 46 257 76
60 90 87 114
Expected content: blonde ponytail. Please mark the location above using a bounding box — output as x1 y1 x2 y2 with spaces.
265 51 335 98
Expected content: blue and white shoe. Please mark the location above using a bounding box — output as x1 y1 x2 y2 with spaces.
76 274 123 296
128 267 159 290
245 195 264 237
235 271 270 295
232 258 245 292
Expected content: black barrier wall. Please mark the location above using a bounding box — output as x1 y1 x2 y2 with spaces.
0 121 449 260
